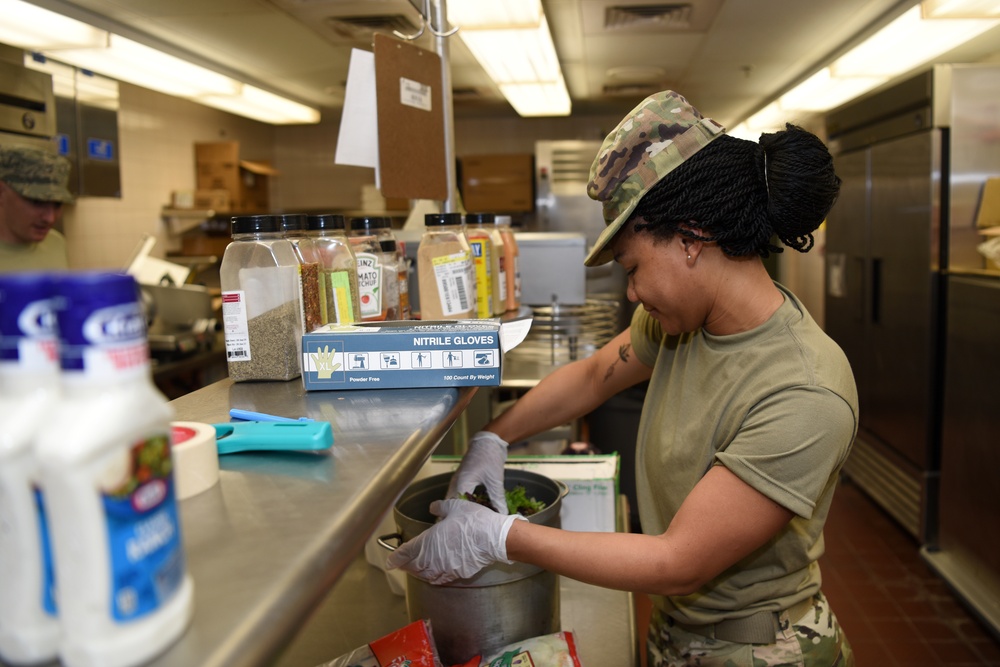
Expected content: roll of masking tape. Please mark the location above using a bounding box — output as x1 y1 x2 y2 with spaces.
170 421 220 500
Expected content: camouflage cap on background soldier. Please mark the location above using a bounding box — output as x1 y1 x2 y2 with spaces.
0 145 74 205
584 90 726 267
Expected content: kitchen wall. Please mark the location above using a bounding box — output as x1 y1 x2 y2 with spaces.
54 83 825 321
60 84 274 269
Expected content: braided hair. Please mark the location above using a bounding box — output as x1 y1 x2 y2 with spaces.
632 124 841 257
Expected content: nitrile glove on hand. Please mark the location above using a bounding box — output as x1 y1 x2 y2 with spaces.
446 431 509 514
385 499 525 585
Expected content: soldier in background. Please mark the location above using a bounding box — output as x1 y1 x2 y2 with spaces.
0 145 73 272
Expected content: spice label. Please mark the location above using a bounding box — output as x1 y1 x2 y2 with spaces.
497 255 508 303
431 252 474 317
356 253 384 319
222 290 252 362
469 238 493 319
102 434 185 622
327 270 357 324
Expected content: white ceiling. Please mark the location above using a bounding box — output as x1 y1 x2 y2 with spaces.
32 0 1000 127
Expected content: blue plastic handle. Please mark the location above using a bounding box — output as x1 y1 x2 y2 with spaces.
229 408 313 422
212 421 333 455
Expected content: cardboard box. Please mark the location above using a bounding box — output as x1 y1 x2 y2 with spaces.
301 318 531 390
460 154 534 213
424 453 621 533
193 189 231 212
195 142 277 213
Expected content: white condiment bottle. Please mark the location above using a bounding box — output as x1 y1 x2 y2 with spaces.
35 273 194 667
0 273 60 665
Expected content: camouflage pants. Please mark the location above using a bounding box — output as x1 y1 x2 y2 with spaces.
647 593 854 667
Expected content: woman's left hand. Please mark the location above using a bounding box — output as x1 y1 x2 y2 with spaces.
385 499 526 585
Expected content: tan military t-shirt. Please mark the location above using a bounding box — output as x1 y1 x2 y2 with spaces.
0 229 68 273
630 283 858 625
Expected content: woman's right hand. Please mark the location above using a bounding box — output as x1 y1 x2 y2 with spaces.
446 431 509 514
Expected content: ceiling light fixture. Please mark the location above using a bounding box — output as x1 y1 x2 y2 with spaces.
1 0 320 125
447 0 571 117
736 0 1000 135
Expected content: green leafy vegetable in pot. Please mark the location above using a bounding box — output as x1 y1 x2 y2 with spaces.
461 485 546 516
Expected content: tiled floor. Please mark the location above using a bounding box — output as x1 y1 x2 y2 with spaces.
635 478 1000 666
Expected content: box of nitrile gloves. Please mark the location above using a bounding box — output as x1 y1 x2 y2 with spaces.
301 318 530 390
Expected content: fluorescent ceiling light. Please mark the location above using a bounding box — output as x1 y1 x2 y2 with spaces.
449 1 571 117
2 0 319 125
833 5 999 77
779 68 887 112
0 0 106 49
740 0 1000 125
500 79 572 117
745 103 787 131
923 0 1000 18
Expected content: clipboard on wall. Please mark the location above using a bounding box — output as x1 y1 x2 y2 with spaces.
373 33 448 201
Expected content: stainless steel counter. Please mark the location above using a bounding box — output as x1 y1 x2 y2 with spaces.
4 375 638 667
151 378 478 667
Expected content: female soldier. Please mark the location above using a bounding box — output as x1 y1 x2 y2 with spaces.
387 90 858 667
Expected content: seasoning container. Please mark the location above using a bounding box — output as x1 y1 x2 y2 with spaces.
417 212 476 320
373 218 411 320
304 214 361 324
349 217 399 321
0 273 60 665
496 215 521 311
220 215 303 381
466 213 502 317
35 272 194 667
278 213 329 334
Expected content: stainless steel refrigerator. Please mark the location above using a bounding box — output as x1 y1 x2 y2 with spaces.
825 64 1000 634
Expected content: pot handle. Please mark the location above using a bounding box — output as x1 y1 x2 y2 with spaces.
377 532 403 552
555 479 570 500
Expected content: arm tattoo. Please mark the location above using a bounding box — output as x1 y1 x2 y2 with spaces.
602 343 632 382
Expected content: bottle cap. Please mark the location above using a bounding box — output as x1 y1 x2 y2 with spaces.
424 212 463 226
0 273 57 364
231 215 278 235
306 214 347 231
52 272 146 371
465 213 495 225
349 216 382 234
275 213 307 233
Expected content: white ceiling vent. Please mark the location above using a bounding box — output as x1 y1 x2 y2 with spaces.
605 4 693 30
324 14 421 39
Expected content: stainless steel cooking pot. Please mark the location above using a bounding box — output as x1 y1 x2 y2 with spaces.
378 469 567 665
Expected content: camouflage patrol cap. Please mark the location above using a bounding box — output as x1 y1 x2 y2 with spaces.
0 145 73 204
584 91 725 266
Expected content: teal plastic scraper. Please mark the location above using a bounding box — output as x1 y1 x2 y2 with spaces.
212 421 334 455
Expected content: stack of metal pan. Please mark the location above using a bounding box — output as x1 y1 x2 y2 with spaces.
510 298 621 364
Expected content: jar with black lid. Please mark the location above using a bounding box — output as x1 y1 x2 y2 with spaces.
417 212 476 320
348 216 399 321
304 214 361 324
277 213 329 333
219 214 302 381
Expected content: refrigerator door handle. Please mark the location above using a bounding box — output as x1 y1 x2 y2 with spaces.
871 257 882 325
853 256 866 322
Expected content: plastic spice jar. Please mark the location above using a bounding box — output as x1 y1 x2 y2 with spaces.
277 213 330 334
465 213 502 317
304 214 361 324
417 212 476 320
348 217 399 321
220 215 303 381
496 215 521 311
372 217 411 320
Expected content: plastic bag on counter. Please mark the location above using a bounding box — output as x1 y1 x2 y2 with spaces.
315 619 447 667
475 631 583 667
